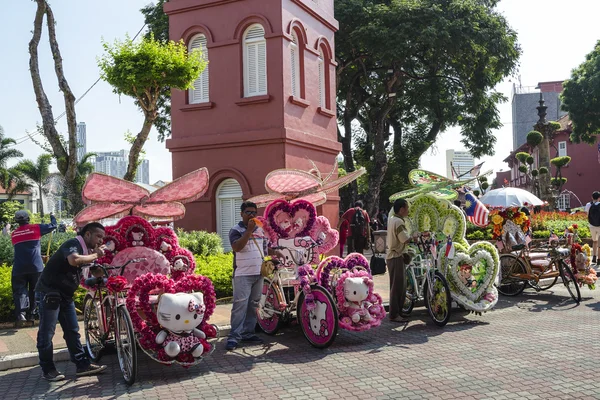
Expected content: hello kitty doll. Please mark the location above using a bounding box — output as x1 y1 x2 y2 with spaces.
131 231 144 247
343 276 372 323
160 241 172 253
156 292 207 358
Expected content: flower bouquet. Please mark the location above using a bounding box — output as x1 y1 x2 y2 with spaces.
570 243 597 290
488 207 530 252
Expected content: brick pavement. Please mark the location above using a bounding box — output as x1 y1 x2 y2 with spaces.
1 284 599 399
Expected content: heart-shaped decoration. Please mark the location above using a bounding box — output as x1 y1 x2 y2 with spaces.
439 241 499 312
310 216 339 256
264 199 316 239
316 253 371 292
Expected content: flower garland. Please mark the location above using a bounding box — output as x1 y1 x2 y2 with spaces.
316 256 346 291
310 216 339 256
117 215 157 249
448 250 496 301
169 248 197 281
408 195 442 234
488 207 530 240
173 274 217 323
335 269 385 332
344 253 370 274
264 199 316 238
297 264 316 310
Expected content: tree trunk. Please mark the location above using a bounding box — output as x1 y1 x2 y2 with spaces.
124 117 154 182
38 184 45 219
29 0 80 214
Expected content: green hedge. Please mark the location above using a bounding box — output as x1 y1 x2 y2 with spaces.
177 229 224 256
195 253 234 299
0 265 13 322
0 232 77 266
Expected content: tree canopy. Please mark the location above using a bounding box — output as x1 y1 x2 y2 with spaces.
98 35 205 181
561 40 600 144
336 0 520 213
15 154 53 218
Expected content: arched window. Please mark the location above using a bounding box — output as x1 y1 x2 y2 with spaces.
243 24 267 97
290 32 300 97
318 50 326 108
189 34 209 103
216 179 243 252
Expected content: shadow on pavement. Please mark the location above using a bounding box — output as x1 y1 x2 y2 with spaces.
492 288 583 313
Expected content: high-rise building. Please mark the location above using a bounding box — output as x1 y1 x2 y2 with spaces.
446 149 475 179
76 122 87 162
511 81 566 150
92 150 150 184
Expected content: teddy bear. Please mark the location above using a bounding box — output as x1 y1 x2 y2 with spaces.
343 276 372 324
155 292 207 358
131 231 145 247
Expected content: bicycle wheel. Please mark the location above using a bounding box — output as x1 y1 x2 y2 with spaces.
297 285 338 348
256 279 283 335
535 260 559 290
402 274 415 315
559 261 581 304
83 295 103 362
497 254 527 296
115 305 137 385
424 271 451 327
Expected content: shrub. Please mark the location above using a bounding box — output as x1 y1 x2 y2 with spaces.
526 130 543 147
0 264 13 322
466 230 485 240
177 229 224 256
195 253 234 299
0 236 13 266
0 231 77 266
533 230 550 239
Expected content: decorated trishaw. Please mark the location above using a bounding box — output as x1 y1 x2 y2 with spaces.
74 169 218 385
249 162 386 347
389 170 500 317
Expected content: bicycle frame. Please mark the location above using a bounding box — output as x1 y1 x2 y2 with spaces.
406 253 437 301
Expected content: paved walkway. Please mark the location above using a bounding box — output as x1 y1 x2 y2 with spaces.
1 284 599 399
0 267 391 361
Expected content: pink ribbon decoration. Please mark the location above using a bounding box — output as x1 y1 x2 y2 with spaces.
188 299 205 315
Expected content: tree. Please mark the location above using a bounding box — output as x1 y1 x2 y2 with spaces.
28 0 82 213
335 0 520 214
0 125 28 198
562 40 600 144
0 201 23 226
14 154 53 218
98 35 205 181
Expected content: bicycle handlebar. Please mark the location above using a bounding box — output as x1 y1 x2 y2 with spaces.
83 258 147 287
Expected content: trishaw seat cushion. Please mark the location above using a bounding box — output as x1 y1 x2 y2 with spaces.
111 247 171 284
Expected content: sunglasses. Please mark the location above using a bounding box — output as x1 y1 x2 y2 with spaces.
244 210 258 216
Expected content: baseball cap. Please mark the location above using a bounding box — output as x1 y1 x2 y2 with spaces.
14 210 30 222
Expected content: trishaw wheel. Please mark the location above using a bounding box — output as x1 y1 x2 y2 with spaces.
83 295 103 362
424 271 451 327
115 305 137 386
256 279 283 335
559 261 581 304
497 254 527 296
297 285 338 349
402 275 415 315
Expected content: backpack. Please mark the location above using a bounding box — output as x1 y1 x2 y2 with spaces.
589 203 600 227
351 208 366 238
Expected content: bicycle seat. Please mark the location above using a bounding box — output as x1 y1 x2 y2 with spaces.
556 248 570 257
511 244 526 251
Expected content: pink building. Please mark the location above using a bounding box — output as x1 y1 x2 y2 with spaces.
503 114 600 210
164 0 341 249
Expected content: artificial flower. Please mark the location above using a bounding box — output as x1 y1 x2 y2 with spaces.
491 214 504 225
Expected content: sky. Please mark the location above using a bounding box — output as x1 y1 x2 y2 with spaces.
0 0 599 184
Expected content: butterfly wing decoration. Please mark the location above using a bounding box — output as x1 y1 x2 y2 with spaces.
248 162 365 207
74 168 210 225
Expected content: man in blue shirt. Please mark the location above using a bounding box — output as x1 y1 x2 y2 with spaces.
11 210 57 327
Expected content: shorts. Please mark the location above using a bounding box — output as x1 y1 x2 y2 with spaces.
590 225 600 242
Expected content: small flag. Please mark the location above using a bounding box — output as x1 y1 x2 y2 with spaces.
457 161 485 179
496 239 504 252
464 192 490 228
445 238 455 258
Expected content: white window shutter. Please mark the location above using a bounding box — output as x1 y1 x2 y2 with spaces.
216 179 243 252
291 43 298 97
189 34 209 103
318 56 325 108
558 141 567 157
244 25 267 97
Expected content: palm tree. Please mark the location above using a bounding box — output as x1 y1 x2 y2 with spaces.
0 125 25 195
15 154 53 218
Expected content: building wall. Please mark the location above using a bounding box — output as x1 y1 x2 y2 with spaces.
165 0 341 233
512 83 566 150
445 149 474 179
76 122 87 162
93 150 150 184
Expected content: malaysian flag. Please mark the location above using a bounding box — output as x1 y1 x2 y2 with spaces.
464 192 490 227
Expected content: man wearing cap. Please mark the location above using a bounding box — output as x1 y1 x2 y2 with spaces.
11 210 57 327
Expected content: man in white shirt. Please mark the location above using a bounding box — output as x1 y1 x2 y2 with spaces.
586 191 600 264
226 201 268 351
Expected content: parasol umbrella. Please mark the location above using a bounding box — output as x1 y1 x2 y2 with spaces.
479 187 545 208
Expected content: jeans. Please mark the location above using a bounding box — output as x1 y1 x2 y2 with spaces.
387 256 407 319
12 272 41 321
228 274 263 343
35 291 90 374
